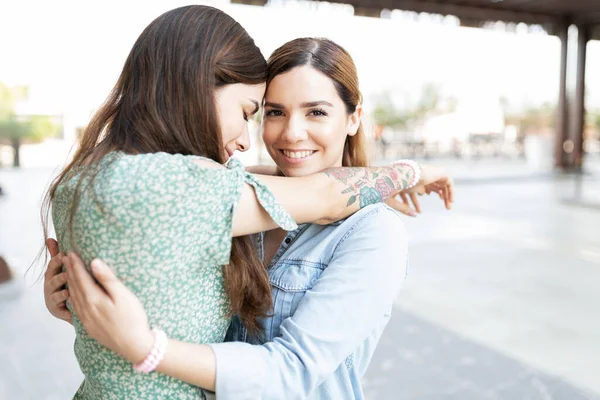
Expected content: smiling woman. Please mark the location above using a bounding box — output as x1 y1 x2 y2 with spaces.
39 6 451 400
263 38 368 176
42 32 452 400
263 68 360 172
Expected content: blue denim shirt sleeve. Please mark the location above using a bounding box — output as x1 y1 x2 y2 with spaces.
209 206 408 400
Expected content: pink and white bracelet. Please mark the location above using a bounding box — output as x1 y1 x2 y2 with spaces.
133 328 168 374
393 159 422 189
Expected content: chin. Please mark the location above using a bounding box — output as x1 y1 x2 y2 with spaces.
279 164 320 178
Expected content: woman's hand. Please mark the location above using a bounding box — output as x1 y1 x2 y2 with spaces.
385 194 419 216
409 164 454 210
44 239 72 324
386 164 454 215
64 252 154 364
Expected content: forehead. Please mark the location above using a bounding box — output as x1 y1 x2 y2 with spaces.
266 65 338 102
221 82 266 101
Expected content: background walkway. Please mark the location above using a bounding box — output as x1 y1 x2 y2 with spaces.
1 160 599 399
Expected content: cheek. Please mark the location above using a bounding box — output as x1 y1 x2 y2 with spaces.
262 121 280 147
223 120 246 145
310 121 347 154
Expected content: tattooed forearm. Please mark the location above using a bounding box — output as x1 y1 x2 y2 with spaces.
323 165 415 208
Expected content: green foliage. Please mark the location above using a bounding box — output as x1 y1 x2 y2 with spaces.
0 81 60 143
504 102 556 134
0 81 61 166
586 110 600 131
372 100 410 128
371 83 447 129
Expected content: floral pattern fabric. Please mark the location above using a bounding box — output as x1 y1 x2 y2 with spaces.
52 151 296 399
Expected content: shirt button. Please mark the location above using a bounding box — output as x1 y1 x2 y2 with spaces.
284 238 291 244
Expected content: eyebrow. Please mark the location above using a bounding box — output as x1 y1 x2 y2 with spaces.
301 101 334 108
264 100 334 109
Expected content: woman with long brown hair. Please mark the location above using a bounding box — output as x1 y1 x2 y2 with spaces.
44 28 453 399
42 5 451 399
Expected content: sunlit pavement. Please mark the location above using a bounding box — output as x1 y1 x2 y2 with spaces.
1 160 599 399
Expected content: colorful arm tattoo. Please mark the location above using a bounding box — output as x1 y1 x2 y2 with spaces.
323 165 414 209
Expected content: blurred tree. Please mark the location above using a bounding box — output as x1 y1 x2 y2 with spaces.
372 99 410 129
519 102 556 135
586 110 600 132
413 82 442 121
0 82 61 167
372 83 446 130
503 101 556 136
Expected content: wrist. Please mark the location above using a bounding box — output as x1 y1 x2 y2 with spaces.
393 159 421 189
128 328 155 364
132 328 169 373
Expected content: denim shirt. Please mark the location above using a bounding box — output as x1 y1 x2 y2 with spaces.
209 203 408 400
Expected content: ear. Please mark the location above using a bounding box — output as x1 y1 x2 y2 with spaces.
347 104 363 137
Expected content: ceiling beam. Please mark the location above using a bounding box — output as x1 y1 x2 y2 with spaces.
228 0 600 39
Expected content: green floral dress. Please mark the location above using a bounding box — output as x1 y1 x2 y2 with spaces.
52 151 297 399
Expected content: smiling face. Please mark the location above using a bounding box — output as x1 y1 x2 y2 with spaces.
262 65 361 177
214 82 266 161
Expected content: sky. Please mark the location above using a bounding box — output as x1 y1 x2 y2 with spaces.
1 0 599 120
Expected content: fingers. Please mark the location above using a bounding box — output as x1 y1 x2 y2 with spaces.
45 253 65 281
429 183 445 200
56 309 73 323
65 253 115 327
65 253 94 321
48 272 68 293
399 193 417 216
388 195 417 217
66 253 102 300
90 259 120 300
46 238 60 258
399 176 455 212
437 178 453 210
409 193 421 213
442 185 450 209
400 192 409 205
64 256 82 313
49 288 69 307
48 286 72 323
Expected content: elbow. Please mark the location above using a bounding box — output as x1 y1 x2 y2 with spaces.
314 206 342 225
317 181 344 224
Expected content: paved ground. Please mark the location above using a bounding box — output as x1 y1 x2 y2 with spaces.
1 158 599 399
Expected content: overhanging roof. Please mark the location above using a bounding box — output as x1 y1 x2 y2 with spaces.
233 0 600 39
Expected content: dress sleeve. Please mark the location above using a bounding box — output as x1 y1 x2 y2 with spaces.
129 153 297 267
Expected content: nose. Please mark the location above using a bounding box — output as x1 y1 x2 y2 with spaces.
281 115 308 143
236 125 251 153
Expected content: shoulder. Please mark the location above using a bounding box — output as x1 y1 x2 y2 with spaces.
112 151 219 176
100 152 235 190
327 204 408 280
339 204 406 241
311 203 407 256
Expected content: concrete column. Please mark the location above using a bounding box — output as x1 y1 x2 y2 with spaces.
555 21 569 168
569 24 589 170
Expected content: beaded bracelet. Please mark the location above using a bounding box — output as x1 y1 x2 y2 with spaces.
133 328 168 374
393 159 422 189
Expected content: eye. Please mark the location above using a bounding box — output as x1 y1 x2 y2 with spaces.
265 109 284 117
243 111 249 122
308 109 327 117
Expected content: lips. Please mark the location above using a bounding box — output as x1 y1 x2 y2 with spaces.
281 150 316 159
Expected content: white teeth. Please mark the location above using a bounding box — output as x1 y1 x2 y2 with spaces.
282 150 314 159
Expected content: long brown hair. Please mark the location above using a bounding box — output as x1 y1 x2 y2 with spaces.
40 5 271 334
266 38 369 167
